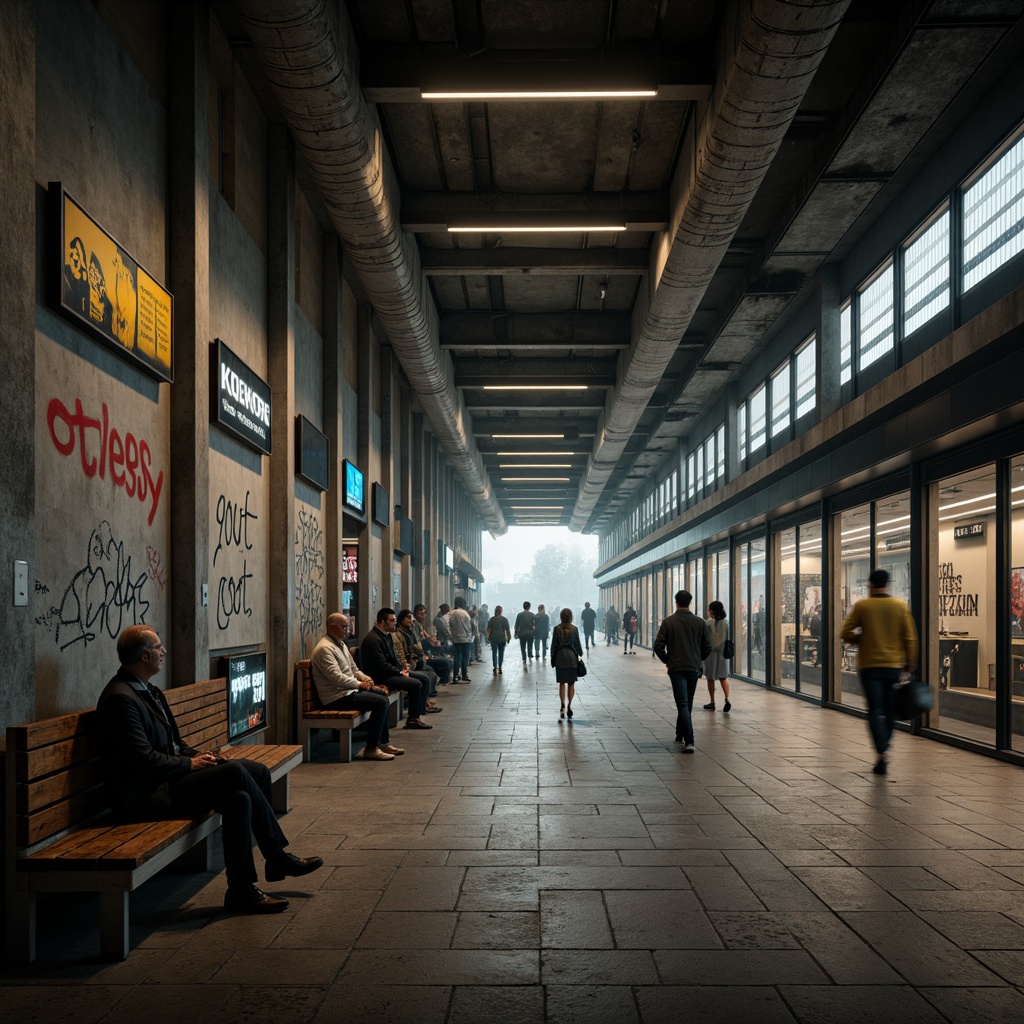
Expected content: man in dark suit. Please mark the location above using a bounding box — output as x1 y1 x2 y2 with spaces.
97 625 323 914
359 608 432 729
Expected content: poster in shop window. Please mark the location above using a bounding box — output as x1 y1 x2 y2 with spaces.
50 183 174 383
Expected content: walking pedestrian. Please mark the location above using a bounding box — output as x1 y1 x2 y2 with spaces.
551 608 583 720
840 569 918 776
514 601 537 663
703 601 732 712
654 590 712 751
535 605 551 661
622 605 638 653
487 605 511 674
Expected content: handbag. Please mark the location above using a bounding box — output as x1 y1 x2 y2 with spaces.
576 659 587 678
893 676 933 719
723 638 735 659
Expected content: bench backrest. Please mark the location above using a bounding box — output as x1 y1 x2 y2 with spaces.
6 678 229 853
296 660 323 715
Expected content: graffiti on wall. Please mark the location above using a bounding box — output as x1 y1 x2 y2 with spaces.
295 508 325 649
35 520 150 650
214 489 257 631
46 397 164 525
146 546 168 589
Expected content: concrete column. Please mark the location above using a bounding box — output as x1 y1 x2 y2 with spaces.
411 411 425 599
818 265 842 420
725 385 740 483
0 0 36 729
356 303 372 622
168 2 211 685
323 234 343 613
267 123 296 743
380 345 395 607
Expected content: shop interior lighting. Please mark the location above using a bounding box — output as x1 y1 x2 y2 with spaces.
491 433 566 438
483 385 588 391
499 463 572 469
496 451 575 456
511 505 563 509
502 477 571 482
448 222 627 233
422 88 657 100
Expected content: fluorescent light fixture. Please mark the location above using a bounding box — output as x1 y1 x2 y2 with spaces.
496 452 575 456
491 433 565 439
448 222 626 233
422 88 657 100
511 505 562 510
499 464 571 469
484 385 587 391
502 477 570 482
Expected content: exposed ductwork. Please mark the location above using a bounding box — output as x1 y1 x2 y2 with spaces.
569 0 851 532
232 0 507 535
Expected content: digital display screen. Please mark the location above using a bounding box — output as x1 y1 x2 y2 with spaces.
343 460 364 513
223 651 268 741
296 415 329 491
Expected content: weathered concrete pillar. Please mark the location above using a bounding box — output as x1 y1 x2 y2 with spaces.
356 304 373 623
0 0 36 729
818 265 842 421
267 123 296 742
167 2 211 685
323 234 343 613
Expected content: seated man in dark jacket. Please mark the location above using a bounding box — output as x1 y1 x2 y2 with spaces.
360 608 432 729
97 625 322 914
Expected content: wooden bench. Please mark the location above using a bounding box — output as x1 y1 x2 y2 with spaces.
4 677 302 963
295 658 402 762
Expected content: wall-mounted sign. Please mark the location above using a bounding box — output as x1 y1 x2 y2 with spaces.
954 522 986 540
372 483 390 527
423 528 431 566
396 516 415 558
296 415 329 491
50 183 173 382
222 651 268 740
212 339 272 455
343 460 365 515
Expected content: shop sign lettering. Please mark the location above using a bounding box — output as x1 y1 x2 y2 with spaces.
938 561 979 616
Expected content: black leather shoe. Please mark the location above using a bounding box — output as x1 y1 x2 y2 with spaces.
224 885 289 914
265 852 324 882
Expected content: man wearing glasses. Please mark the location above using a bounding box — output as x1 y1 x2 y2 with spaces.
359 608 433 729
97 625 323 914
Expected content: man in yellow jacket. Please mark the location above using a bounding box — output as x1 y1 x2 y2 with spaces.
840 569 919 776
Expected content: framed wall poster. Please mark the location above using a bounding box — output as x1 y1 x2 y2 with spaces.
221 651 268 740
50 183 173 382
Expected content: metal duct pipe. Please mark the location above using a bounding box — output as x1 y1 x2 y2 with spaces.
569 0 851 532
232 0 506 535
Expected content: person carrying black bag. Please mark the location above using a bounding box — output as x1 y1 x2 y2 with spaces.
840 569 919 777
551 608 584 720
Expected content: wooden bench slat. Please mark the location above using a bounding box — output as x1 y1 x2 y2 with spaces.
17 785 110 848
17 760 104 815
8 712 99 753
17 732 103 779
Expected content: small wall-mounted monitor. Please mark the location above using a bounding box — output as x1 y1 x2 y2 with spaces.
396 516 415 557
423 528 431 566
222 651 268 741
437 538 448 573
372 483 390 527
296 415 329 491
342 460 365 515
444 544 455 573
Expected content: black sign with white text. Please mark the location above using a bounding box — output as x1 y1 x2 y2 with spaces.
223 651 269 740
213 339 272 455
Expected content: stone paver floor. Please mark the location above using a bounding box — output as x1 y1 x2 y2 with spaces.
5 644 1024 1023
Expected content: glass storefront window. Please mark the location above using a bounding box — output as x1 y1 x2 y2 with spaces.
930 465 996 746
779 527 798 692
799 521 823 696
1011 457 1024 751
836 504 871 710
734 541 748 678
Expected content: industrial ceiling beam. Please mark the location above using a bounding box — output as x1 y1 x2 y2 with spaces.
421 247 648 276
440 311 631 348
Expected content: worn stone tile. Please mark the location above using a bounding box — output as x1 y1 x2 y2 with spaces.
338 949 539 985
682 865 766 911
208 986 327 1024
790 867 907 911
840 913 1006 986
542 949 659 985
312 984 450 1024
540 890 614 949
707 912 802 950
212 948 346 987
604 889 721 950
375 865 466 912
917 911 1024 949
971 949 1024 984
637 984 797 1023
356 911 458 949
545 985 640 1024
920 985 1024 1023
654 949 830 986
448 985 544 1024
780 985 949 1023
452 911 540 949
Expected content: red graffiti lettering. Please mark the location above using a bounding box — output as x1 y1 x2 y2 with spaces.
46 397 165 526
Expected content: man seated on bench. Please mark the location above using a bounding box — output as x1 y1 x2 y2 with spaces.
310 612 405 762
412 603 451 685
97 625 323 914
360 608 433 730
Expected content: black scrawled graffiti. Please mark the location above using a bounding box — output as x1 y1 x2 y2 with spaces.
36 521 150 651
295 508 325 646
214 490 257 631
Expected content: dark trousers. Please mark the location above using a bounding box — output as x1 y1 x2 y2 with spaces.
519 636 534 660
325 689 390 749
453 642 472 678
624 632 636 651
491 642 506 668
425 656 450 685
168 759 286 890
537 636 549 659
583 628 594 650
669 670 699 745
383 673 425 717
860 667 901 755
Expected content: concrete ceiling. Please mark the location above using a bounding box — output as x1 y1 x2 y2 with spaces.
227 0 1024 535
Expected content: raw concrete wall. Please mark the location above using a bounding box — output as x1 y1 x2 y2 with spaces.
32 0 170 716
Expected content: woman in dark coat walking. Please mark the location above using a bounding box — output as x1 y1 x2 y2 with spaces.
551 607 584 719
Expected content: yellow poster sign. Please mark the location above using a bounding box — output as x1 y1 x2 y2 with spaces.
54 185 173 382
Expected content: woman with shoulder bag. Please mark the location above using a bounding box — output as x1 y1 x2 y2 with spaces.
703 600 732 713
551 608 584 720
